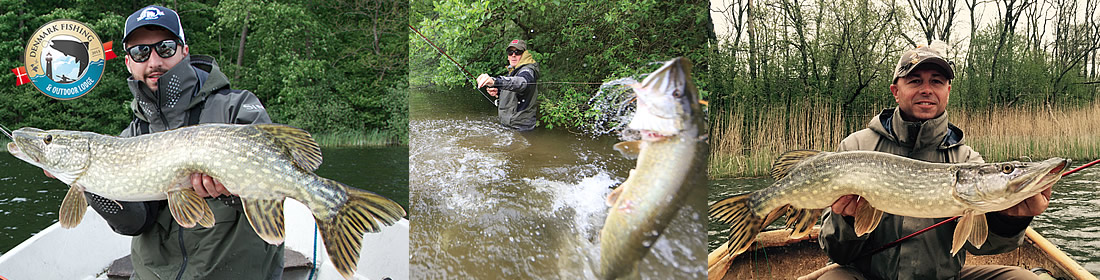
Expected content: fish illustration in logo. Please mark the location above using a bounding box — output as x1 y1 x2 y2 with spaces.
48 40 90 80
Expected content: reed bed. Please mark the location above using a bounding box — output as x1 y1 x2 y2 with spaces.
312 130 399 147
710 101 1100 178
709 99 848 178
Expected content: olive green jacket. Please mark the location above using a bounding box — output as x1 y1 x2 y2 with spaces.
117 55 282 279
819 107 1031 280
491 51 539 131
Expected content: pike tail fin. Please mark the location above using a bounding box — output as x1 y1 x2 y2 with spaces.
316 179 406 279
709 193 768 258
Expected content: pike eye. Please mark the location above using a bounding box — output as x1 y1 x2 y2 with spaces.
43 134 52 145
1001 164 1015 174
672 89 683 98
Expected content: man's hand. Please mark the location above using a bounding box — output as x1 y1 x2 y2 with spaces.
191 173 233 198
998 186 1052 217
487 87 499 97
476 73 495 88
831 194 866 217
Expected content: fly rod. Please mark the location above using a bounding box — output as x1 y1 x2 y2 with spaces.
407 24 496 105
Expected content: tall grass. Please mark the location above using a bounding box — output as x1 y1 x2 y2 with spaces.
709 99 849 178
954 102 1100 163
311 130 399 147
710 101 1100 178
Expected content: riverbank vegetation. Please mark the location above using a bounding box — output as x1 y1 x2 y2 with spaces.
410 0 712 130
0 0 408 145
709 0 1100 177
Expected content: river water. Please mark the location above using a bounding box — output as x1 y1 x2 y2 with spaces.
409 86 706 279
707 163 1100 275
0 145 410 255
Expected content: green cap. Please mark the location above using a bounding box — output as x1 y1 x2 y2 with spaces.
507 39 527 51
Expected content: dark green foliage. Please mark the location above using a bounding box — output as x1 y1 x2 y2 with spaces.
410 0 713 129
0 0 407 144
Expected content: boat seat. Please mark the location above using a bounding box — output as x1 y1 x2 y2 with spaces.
105 249 313 279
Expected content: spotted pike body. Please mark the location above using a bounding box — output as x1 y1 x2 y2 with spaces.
708 150 1069 279
6 123 405 279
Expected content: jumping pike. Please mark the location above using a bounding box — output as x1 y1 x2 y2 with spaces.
5 124 406 279
708 150 1069 278
599 57 708 279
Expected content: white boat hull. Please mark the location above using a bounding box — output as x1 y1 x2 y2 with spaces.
0 199 409 280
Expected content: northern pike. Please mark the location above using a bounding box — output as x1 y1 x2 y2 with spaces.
708 150 1069 278
5 123 406 279
599 57 708 279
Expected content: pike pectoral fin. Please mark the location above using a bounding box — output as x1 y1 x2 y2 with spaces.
950 211 987 255
254 124 323 171
167 189 215 228
853 202 885 236
966 213 989 249
709 193 765 257
242 198 286 245
606 185 624 207
785 208 823 239
770 150 822 180
59 185 88 228
613 141 642 159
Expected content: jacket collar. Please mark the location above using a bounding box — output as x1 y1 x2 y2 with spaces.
869 107 966 150
127 55 229 131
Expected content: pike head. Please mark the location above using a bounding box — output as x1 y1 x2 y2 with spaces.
7 128 92 185
954 158 1070 212
628 57 705 140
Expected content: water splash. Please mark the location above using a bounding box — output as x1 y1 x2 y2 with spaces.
581 77 639 137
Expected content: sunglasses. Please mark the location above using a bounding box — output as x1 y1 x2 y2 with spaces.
507 49 524 56
126 39 180 63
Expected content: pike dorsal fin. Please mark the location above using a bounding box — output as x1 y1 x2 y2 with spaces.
59 185 88 228
771 150 822 180
254 124 323 171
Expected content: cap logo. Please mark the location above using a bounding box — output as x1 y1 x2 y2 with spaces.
511 40 519 44
137 7 165 21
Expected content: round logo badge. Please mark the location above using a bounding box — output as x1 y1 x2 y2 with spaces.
23 19 106 100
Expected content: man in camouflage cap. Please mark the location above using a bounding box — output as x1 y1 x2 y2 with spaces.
819 40 1050 280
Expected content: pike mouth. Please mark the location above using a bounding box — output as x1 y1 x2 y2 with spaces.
7 142 41 165
1013 159 1070 193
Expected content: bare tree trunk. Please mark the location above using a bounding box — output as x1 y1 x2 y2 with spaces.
989 0 1033 103
908 0 959 43
236 12 251 77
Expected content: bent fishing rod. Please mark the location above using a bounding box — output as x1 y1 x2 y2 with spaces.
407 24 496 106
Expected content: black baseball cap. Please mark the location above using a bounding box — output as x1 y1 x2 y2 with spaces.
123 5 185 46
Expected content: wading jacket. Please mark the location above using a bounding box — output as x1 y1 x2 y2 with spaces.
490 51 539 131
819 107 1032 280
86 55 283 279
